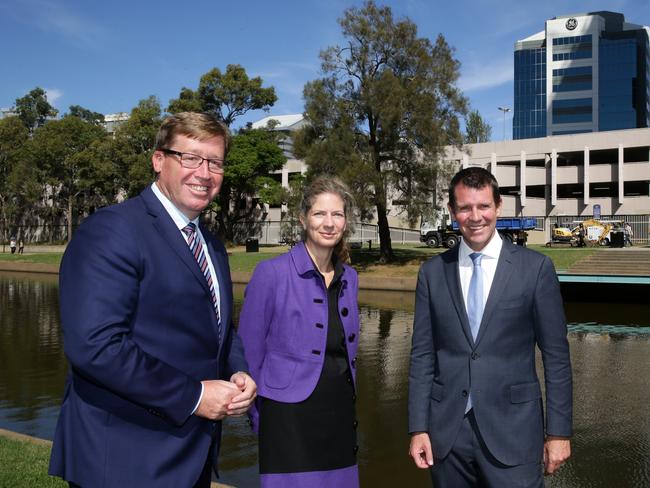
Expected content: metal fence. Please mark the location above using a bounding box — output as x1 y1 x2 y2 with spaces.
239 221 422 246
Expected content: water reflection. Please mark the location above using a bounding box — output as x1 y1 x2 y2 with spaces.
0 272 66 438
0 273 649 487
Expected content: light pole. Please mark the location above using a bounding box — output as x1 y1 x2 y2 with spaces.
498 106 511 141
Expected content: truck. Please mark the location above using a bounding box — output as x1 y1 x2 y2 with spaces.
420 217 537 248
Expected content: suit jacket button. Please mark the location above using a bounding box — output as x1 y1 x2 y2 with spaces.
471 352 480 360
351 358 356 368
353 445 359 454
462 390 468 397
341 307 349 317
348 333 356 342
353 420 359 429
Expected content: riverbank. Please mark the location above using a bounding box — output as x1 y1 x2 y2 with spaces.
0 244 611 292
0 428 234 488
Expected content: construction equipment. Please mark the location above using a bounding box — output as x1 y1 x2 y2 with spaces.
573 219 623 247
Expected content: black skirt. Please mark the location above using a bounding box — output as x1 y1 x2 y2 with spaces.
259 263 357 474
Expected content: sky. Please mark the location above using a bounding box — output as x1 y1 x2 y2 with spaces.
1 0 649 138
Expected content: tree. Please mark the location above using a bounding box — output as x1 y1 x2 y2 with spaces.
26 116 107 241
0 117 29 250
464 110 492 143
14 87 58 133
111 96 163 197
210 126 286 242
67 105 105 125
294 1 467 262
167 64 277 126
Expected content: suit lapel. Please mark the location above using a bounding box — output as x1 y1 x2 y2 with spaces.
442 248 474 345
140 187 211 296
474 241 516 347
205 235 229 344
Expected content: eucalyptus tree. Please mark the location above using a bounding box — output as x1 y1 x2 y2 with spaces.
295 1 467 262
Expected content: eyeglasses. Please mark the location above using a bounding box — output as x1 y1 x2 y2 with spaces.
160 148 225 174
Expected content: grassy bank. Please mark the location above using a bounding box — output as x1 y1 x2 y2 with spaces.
0 436 65 487
0 244 597 275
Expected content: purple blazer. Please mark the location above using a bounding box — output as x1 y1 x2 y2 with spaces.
238 242 360 431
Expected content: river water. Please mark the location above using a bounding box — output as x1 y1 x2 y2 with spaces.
0 272 648 487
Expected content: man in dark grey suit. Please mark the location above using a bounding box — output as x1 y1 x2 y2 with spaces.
408 167 572 487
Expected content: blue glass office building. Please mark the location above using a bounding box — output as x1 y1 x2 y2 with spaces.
513 11 650 139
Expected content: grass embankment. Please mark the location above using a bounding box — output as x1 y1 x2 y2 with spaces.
0 436 65 487
0 244 597 275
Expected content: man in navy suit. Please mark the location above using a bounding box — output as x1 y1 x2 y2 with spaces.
49 112 256 487
408 167 572 487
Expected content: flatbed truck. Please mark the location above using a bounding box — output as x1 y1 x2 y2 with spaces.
420 217 537 248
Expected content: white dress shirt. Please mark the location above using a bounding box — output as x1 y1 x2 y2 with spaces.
151 182 222 415
458 231 503 315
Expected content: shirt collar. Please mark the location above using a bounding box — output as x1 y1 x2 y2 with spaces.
151 182 199 231
459 230 502 263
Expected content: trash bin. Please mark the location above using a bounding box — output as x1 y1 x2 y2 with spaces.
610 231 624 248
245 238 259 253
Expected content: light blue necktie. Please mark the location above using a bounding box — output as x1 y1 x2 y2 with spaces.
468 252 484 341
466 252 483 413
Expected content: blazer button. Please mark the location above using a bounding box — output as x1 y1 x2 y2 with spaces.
462 390 468 397
341 307 349 317
353 420 359 429
351 357 356 368
348 333 356 343
315 323 324 329
353 445 359 454
471 352 480 360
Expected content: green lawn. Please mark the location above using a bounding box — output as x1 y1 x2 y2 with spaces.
0 436 66 488
0 244 597 275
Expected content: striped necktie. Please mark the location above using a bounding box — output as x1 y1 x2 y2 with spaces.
182 223 221 336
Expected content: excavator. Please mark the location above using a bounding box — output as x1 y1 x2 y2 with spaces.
574 219 623 247
548 219 623 247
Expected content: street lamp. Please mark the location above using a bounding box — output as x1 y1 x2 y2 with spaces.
498 106 511 141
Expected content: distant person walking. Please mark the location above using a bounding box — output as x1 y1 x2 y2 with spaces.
18 239 24 254
9 236 16 254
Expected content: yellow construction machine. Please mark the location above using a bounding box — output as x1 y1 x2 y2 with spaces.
572 219 623 247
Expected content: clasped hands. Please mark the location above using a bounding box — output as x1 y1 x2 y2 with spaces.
195 372 257 420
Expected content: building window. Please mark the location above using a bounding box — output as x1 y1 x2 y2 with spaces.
513 47 547 140
599 38 638 131
552 98 592 124
552 66 592 92
551 34 592 61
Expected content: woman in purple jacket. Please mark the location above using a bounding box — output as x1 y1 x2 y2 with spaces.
238 177 360 488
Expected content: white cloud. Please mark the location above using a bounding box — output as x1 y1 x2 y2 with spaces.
44 88 63 107
459 57 513 92
1 0 107 48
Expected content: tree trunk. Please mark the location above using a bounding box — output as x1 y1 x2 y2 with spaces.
376 201 394 263
216 182 234 244
67 197 73 243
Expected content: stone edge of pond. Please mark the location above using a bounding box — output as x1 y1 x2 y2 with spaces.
0 262 59 274
0 428 235 488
